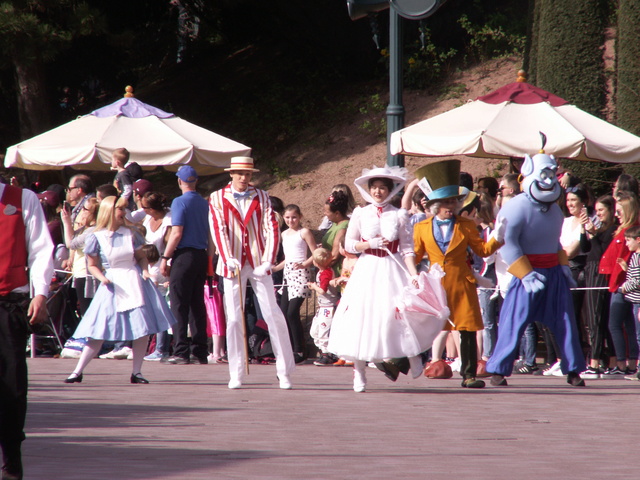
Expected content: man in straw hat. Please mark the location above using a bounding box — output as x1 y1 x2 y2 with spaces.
160 165 211 365
413 159 504 389
209 156 294 389
486 141 586 387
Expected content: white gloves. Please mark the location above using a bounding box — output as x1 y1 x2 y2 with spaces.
368 237 385 249
253 261 273 277
226 258 242 275
491 215 508 243
522 271 546 293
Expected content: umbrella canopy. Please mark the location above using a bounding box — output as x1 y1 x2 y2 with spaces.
5 95 251 175
390 81 640 163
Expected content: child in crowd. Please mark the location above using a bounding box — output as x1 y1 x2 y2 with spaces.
205 274 226 364
141 244 172 361
273 205 316 364
617 225 640 380
308 248 340 366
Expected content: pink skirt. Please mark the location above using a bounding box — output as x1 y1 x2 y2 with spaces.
205 283 226 336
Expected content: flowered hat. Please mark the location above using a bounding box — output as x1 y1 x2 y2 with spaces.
353 165 408 206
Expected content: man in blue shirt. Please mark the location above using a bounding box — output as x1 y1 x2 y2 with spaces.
160 165 210 364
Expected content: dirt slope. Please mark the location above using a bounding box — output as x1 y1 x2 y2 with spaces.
256 56 522 229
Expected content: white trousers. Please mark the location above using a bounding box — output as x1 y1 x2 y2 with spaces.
222 265 295 382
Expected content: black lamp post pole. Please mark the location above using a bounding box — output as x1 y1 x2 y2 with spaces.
386 8 405 168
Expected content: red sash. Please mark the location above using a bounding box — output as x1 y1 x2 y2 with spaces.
363 239 399 257
526 253 559 268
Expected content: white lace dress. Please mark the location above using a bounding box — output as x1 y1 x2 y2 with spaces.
328 204 446 362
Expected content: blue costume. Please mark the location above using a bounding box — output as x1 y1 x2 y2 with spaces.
486 148 586 386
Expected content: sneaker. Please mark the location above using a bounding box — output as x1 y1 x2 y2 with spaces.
625 366 638 375
99 346 132 360
144 351 165 362
624 372 640 381
542 361 561 376
313 353 336 366
580 366 603 379
165 355 190 365
514 361 538 374
449 357 462 373
603 366 626 377
190 355 208 365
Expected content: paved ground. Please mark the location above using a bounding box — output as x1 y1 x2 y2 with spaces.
23 357 638 480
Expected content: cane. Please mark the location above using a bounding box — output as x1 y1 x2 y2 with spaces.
236 268 251 375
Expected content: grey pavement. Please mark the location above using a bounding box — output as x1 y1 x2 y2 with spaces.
24 358 639 479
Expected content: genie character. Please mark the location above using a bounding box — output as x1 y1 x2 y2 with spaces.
486 141 586 387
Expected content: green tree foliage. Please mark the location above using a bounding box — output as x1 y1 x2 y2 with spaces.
616 0 640 134
534 0 607 116
617 0 640 180
529 0 611 193
0 0 105 138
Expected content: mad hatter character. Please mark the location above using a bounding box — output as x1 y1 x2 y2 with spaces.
413 160 504 389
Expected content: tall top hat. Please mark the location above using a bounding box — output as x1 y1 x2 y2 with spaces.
414 159 466 207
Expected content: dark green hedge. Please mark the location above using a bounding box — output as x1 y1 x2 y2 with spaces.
533 0 607 117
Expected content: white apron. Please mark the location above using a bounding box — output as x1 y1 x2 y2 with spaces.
94 228 144 313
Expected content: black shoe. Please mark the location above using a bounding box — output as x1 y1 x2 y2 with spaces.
2 444 23 480
567 371 585 387
490 374 508 386
461 377 486 388
166 356 190 365
190 355 208 365
514 361 538 374
63 373 83 384
375 361 400 382
2 465 23 480
130 373 150 384
293 353 306 364
313 353 336 366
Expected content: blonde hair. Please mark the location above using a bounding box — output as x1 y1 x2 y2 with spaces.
75 197 100 231
312 247 332 268
615 191 640 234
95 196 129 232
112 147 130 166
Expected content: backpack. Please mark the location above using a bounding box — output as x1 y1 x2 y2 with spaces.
125 162 143 182
248 319 275 364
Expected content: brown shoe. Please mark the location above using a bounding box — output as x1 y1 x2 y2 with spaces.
375 361 400 382
461 377 485 388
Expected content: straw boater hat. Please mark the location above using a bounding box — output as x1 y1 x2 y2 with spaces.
353 165 408 206
414 159 467 207
224 156 260 172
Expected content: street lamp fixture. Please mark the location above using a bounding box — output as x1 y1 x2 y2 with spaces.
346 0 449 167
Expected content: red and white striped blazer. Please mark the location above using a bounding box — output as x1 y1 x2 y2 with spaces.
209 184 280 278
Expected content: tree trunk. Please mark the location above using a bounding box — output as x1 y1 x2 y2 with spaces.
14 58 51 139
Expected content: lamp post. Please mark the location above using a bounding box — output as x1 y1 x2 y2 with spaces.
347 0 449 167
